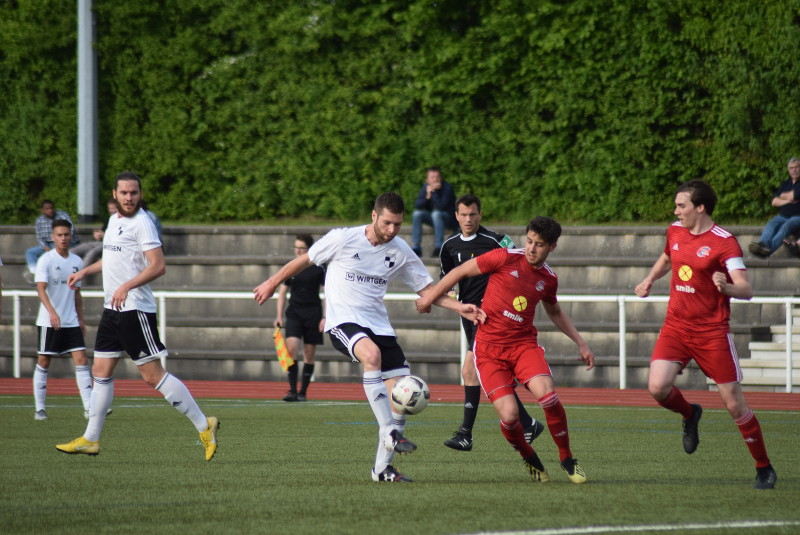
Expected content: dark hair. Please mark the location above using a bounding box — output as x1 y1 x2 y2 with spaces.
426 166 442 177
41 199 54 208
114 171 142 189
374 192 405 215
296 234 314 248
676 179 717 216
526 216 561 244
52 218 72 231
455 194 481 212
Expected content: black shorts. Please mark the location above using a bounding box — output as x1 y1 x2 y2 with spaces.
94 309 167 365
284 305 324 345
37 326 86 356
328 323 409 379
460 317 478 349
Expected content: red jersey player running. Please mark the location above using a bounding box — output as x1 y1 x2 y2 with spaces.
417 216 594 483
635 180 776 490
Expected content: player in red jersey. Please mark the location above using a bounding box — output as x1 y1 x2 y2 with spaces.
635 180 776 490
417 216 594 483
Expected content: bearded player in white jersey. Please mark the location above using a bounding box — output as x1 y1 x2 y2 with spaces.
57 172 219 461
255 192 484 483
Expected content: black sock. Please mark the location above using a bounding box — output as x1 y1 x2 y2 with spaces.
460 386 482 433
516 392 533 429
300 363 315 395
287 363 298 393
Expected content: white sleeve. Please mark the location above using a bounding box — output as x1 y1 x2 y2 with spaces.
308 228 345 266
725 257 746 272
34 254 49 283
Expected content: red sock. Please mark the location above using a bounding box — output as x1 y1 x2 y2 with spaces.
539 392 572 461
657 386 693 419
735 410 771 468
500 419 533 459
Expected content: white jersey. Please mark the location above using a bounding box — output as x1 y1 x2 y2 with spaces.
102 208 162 312
35 249 83 327
308 225 433 336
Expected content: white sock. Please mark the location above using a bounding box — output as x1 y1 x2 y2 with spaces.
84 377 114 442
374 413 408 473
155 373 207 432
362 371 392 427
363 371 395 473
33 365 48 412
74 365 92 412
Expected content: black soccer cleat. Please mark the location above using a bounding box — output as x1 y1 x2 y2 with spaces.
283 391 299 402
682 403 703 454
372 465 412 482
384 429 417 454
444 430 473 451
524 420 545 444
754 464 777 490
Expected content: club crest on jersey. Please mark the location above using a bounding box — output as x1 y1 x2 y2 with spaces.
696 246 711 258
384 254 396 268
535 281 545 291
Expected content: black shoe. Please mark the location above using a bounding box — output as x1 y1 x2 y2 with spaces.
443 430 473 451
283 391 298 402
372 465 412 482
412 247 422 257
296 393 307 402
524 420 545 444
783 238 800 259
748 242 771 258
431 246 442 257
682 403 703 454
385 429 417 454
754 464 777 490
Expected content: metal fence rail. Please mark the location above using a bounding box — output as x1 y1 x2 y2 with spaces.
5 290 797 392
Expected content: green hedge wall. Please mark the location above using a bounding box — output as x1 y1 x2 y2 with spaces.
2 0 799 224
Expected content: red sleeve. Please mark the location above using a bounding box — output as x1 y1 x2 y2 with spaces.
475 247 508 274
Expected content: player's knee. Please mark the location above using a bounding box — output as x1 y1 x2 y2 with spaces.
647 380 669 400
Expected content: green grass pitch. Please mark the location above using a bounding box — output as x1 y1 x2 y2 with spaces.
1 396 798 534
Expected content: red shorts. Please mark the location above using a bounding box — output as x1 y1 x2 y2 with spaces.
651 325 742 384
473 339 551 402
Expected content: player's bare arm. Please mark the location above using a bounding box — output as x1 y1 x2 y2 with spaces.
110 247 166 311
634 253 671 298
273 284 288 328
253 253 312 305
37 281 61 330
416 258 482 313
75 288 86 336
712 269 753 300
416 284 486 325
542 300 595 370
67 259 103 289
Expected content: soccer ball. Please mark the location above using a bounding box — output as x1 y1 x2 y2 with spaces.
391 375 430 415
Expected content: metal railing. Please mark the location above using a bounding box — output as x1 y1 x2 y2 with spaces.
4 290 798 392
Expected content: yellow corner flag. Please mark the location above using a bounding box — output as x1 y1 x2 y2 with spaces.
273 328 294 372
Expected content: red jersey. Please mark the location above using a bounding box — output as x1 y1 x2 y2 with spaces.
663 222 745 334
474 248 558 346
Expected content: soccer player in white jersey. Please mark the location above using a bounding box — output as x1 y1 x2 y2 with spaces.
33 219 92 421
254 192 484 482
56 172 219 461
